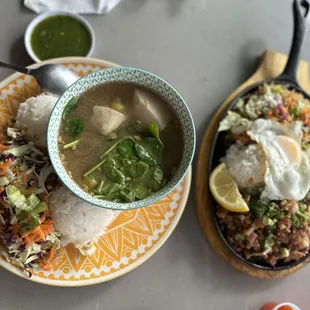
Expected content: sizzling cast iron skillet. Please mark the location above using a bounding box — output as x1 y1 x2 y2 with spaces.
209 0 310 270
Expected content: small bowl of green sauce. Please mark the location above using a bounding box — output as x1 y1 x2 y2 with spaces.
25 11 95 62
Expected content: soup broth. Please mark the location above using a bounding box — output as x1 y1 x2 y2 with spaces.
58 82 183 203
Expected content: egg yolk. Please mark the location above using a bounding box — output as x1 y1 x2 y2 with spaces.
275 135 301 166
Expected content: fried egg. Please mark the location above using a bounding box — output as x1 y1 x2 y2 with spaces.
247 119 310 201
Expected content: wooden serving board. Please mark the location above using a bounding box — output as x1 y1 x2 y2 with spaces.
195 50 310 279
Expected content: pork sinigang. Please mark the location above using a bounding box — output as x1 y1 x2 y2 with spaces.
58 82 183 203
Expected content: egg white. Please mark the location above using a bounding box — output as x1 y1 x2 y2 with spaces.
247 119 310 201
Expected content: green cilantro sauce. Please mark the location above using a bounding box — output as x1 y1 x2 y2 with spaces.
30 15 91 60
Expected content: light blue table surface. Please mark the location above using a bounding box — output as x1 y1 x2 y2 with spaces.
0 1 309 309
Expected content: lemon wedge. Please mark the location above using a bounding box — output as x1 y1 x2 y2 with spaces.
209 163 249 212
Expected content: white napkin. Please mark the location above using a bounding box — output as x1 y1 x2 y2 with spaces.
24 0 122 15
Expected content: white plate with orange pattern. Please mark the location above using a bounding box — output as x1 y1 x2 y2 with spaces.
0 57 192 286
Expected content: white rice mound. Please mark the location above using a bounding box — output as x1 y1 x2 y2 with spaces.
49 186 118 249
15 93 58 148
224 141 266 189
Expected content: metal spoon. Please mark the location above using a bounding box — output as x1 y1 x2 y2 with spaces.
0 61 80 96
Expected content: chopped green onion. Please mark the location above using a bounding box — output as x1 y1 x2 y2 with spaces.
64 139 80 150
84 158 108 177
94 181 104 194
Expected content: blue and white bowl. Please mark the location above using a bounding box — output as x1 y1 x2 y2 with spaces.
47 67 196 210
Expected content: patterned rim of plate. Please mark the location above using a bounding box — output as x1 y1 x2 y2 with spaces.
0 57 192 286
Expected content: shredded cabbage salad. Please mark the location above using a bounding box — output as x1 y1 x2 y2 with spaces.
0 126 60 277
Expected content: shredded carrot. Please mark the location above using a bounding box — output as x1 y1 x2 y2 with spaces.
286 98 293 107
49 248 54 260
0 144 9 152
42 219 54 224
12 232 20 240
9 224 20 232
0 197 7 208
267 111 273 119
22 230 32 238
40 214 46 223
24 235 31 248
41 223 54 230
44 209 51 217
29 228 45 243
0 158 12 176
41 224 54 236
22 225 41 238
39 193 48 203
23 228 36 238
22 172 28 184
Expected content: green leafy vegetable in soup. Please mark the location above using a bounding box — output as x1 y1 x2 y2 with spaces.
63 96 79 121
66 119 84 137
58 82 183 203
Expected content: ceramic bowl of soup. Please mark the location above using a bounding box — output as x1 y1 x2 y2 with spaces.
47 67 195 210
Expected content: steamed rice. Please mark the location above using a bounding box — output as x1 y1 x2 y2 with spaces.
15 93 119 256
16 93 58 148
49 186 118 255
224 141 266 189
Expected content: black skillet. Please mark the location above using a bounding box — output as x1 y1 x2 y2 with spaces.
209 0 310 270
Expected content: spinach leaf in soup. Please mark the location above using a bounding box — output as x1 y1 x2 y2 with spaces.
132 184 150 199
137 138 163 165
134 143 157 166
145 166 164 191
66 119 84 137
148 122 161 141
124 161 148 178
114 155 137 169
102 158 125 184
63 96 79 121
118 139 136 158
101 182 124 195
119 188 136 203
84 135 165 203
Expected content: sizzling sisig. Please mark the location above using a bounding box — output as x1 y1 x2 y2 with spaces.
58 82 183 203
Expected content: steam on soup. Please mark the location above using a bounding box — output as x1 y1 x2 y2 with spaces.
58 82 183 203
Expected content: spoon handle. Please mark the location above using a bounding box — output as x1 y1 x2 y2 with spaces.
0 61 30 75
